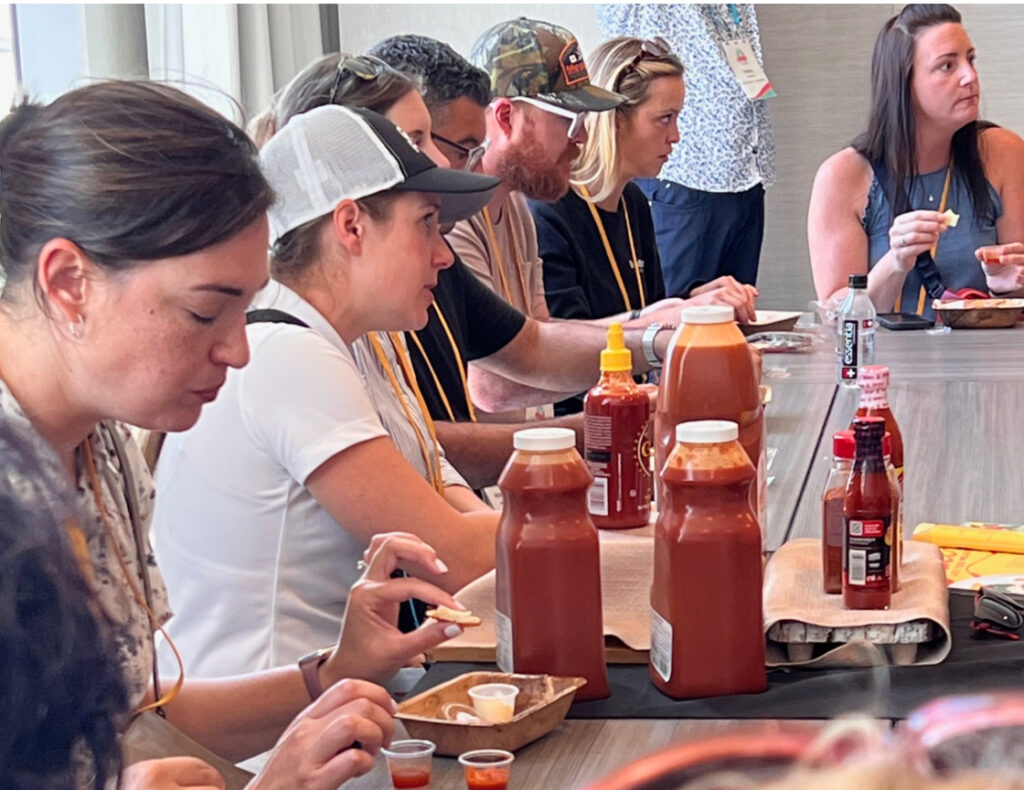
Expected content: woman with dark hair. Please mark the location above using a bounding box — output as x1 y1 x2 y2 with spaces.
0 80 452 789
152 53 502 687
809 3 1024 317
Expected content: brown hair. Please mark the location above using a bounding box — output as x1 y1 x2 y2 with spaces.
262 53 418 279
0 80 272 304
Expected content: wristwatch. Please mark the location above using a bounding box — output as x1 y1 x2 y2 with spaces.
298 647 332 701
641 323 664 369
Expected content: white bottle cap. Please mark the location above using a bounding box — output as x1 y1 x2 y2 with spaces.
679 305 734 325
675 420 739 444
513 427 577 451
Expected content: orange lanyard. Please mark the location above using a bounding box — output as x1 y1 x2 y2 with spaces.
408 301 478 423
367 332 445 493
894 157 953 316
482 205 531 315
579 185 647 312
80 439 184 713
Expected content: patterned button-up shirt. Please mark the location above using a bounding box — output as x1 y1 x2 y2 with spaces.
596 3 777 192
0 378 171 710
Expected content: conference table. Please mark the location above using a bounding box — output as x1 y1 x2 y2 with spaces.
346 322 1024 789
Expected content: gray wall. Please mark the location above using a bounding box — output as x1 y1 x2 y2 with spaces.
339 4 1024 309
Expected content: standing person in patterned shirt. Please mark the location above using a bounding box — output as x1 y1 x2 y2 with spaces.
596 3 778 296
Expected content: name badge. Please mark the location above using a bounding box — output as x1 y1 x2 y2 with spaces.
721 36 776 101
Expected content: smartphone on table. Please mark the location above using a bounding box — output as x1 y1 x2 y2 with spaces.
877 312 935 331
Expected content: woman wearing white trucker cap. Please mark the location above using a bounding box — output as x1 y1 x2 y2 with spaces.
153 104 503 688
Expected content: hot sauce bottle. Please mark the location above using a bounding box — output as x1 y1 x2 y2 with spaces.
650 420 766 699
843 417 892 610
822 430 854 594
584 323 652 529
883 431 901 593
856 365 904 570
495 427 610 701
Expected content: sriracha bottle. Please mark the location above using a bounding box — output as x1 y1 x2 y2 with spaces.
843 417 892 610
650 420 765 699
584 323 652 528
495 427 609 700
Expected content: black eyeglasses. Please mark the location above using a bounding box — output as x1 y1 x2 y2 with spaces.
431 132 490 171
328 55 387 104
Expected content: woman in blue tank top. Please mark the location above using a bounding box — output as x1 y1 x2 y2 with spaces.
808 4 1024 318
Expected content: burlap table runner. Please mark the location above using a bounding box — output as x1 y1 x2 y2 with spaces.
763 538 951 668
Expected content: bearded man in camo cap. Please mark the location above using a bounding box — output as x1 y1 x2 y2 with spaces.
446 17 625 322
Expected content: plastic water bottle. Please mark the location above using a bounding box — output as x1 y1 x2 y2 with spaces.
835 274 876 387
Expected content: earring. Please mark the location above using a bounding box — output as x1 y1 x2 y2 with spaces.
69 314 84 340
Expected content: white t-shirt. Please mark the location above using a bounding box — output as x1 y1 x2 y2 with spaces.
153 282 387 678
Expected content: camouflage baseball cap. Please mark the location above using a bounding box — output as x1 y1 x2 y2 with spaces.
470 17 625 113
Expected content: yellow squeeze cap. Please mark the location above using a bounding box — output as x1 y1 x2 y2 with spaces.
601 322 632 372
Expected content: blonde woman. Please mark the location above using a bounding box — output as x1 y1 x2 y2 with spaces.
530 36 757 326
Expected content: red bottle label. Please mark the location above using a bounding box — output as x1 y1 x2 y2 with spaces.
843 516 891 587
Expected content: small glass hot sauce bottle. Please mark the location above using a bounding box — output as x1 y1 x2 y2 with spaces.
822 430 854 594
584 323 652 528
843 417 892 610
856 364 904 571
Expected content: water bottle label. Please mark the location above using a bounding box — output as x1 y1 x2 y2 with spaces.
841 319 859 381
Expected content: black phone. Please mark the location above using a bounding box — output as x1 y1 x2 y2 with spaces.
877 312 935 331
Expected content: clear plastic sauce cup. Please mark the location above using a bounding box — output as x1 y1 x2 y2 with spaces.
468 683 519 723
381 739 436 788
459 749 514 790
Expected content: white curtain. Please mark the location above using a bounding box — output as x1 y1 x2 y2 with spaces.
31 3 330 122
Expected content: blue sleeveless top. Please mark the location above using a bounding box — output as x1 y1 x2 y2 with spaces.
863 165 1001 317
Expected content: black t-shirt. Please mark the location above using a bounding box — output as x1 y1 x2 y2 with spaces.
406 251 527 422
530 181 666 320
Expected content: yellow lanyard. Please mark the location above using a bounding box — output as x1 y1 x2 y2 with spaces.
81 440 184 714
579 185 647 313
482 205 531 315
408 301 478 423
367 332 445 493
894 157 953 316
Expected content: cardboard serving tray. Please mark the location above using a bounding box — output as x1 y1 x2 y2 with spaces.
397 671 586 756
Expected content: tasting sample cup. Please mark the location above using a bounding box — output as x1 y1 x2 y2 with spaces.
458 749 515 790
467 683 519 723
380 739 436 789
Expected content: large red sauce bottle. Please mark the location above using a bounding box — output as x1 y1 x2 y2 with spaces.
495 427 609 701
654 306 764 523
843 417 892 610
584 323 652 528
650 420 766 699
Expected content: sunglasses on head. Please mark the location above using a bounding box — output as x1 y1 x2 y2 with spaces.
508 96 588 140
431 133 491 172
328 55 387 104
617 37 674 88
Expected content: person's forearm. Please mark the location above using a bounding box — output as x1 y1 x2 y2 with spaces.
444 484 492 513
467 363 585 413
860 254 908 312
436 413 584 490
160 667 311 762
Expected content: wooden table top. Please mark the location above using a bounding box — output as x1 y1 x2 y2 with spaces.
349 322 1023 790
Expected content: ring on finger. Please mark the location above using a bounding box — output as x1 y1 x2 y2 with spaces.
356 559 368 571
900 235 908 248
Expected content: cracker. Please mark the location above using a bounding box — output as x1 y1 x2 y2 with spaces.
943 208 960 228
425 605 482 627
